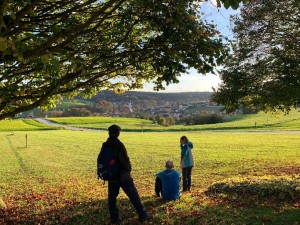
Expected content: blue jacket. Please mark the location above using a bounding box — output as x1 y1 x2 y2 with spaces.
156 169 180 200
180 141 194 168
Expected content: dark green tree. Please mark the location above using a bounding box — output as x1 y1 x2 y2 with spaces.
212 0 300 113
0 0 247 119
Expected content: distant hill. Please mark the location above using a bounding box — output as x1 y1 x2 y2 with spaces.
18 91 215 118
90 91 213 104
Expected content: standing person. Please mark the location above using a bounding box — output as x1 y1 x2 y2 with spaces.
155 160 180 200
180 136 194 192
103 124 151 224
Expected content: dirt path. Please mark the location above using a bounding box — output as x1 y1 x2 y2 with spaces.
34 118 103 132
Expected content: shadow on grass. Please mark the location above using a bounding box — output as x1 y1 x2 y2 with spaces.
1 178 299 225
0 195 168 225
204 178 300 225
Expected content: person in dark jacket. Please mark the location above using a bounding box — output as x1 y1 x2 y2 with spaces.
104 124 151 224
155 160 180 200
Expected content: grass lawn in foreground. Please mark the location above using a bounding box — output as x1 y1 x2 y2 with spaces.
1 130 299 224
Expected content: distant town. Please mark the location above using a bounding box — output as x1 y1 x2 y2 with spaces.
18 91 246 126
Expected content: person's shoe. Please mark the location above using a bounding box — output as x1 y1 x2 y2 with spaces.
110 219 119 225
138 213 152 222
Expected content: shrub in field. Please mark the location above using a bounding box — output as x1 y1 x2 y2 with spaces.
62 107 93 117
206 178 300 201
183 113 224 125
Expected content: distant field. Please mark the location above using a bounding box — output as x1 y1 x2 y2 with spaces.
0 130 299 224
54 99 94 110
47 116 163 131
223 110 300 130
47 110 300 131
0 109 299 133
55 102 86 110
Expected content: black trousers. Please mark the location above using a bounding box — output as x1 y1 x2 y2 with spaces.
108 178 147 223
182 166 193 191
155 177 163 197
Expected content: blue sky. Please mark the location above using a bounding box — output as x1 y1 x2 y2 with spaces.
142 0 240 92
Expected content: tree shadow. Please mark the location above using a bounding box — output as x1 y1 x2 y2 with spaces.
204 178 300 224
0 195 168 225
1 178 299 225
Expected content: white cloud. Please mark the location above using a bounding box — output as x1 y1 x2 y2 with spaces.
142 70 221 93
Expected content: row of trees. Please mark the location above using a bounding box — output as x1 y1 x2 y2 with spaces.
180 112 224 125
125 111 225 126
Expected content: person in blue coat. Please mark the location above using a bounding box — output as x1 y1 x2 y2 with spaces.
155 161 180 200
180 136 194 192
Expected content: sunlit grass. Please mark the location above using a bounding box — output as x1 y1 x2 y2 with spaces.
1 130 300 224
0 119 59 131
47 109 300 131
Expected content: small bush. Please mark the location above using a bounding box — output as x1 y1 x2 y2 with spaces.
206 178 300 201
183 113 224 125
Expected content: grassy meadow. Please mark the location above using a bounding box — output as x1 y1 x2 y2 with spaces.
0 119 61 131
47 110 300 131
1 122 300 224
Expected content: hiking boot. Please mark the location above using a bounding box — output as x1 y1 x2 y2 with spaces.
110 219 119 225
138 213 152 222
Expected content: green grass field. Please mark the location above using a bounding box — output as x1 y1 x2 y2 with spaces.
0 119 61 131
47 110 300 131
1 128 300 224
2 109 298 132
47 116 159 131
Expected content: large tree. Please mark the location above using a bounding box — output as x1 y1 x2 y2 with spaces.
0 0 246 119
212 0 300 113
